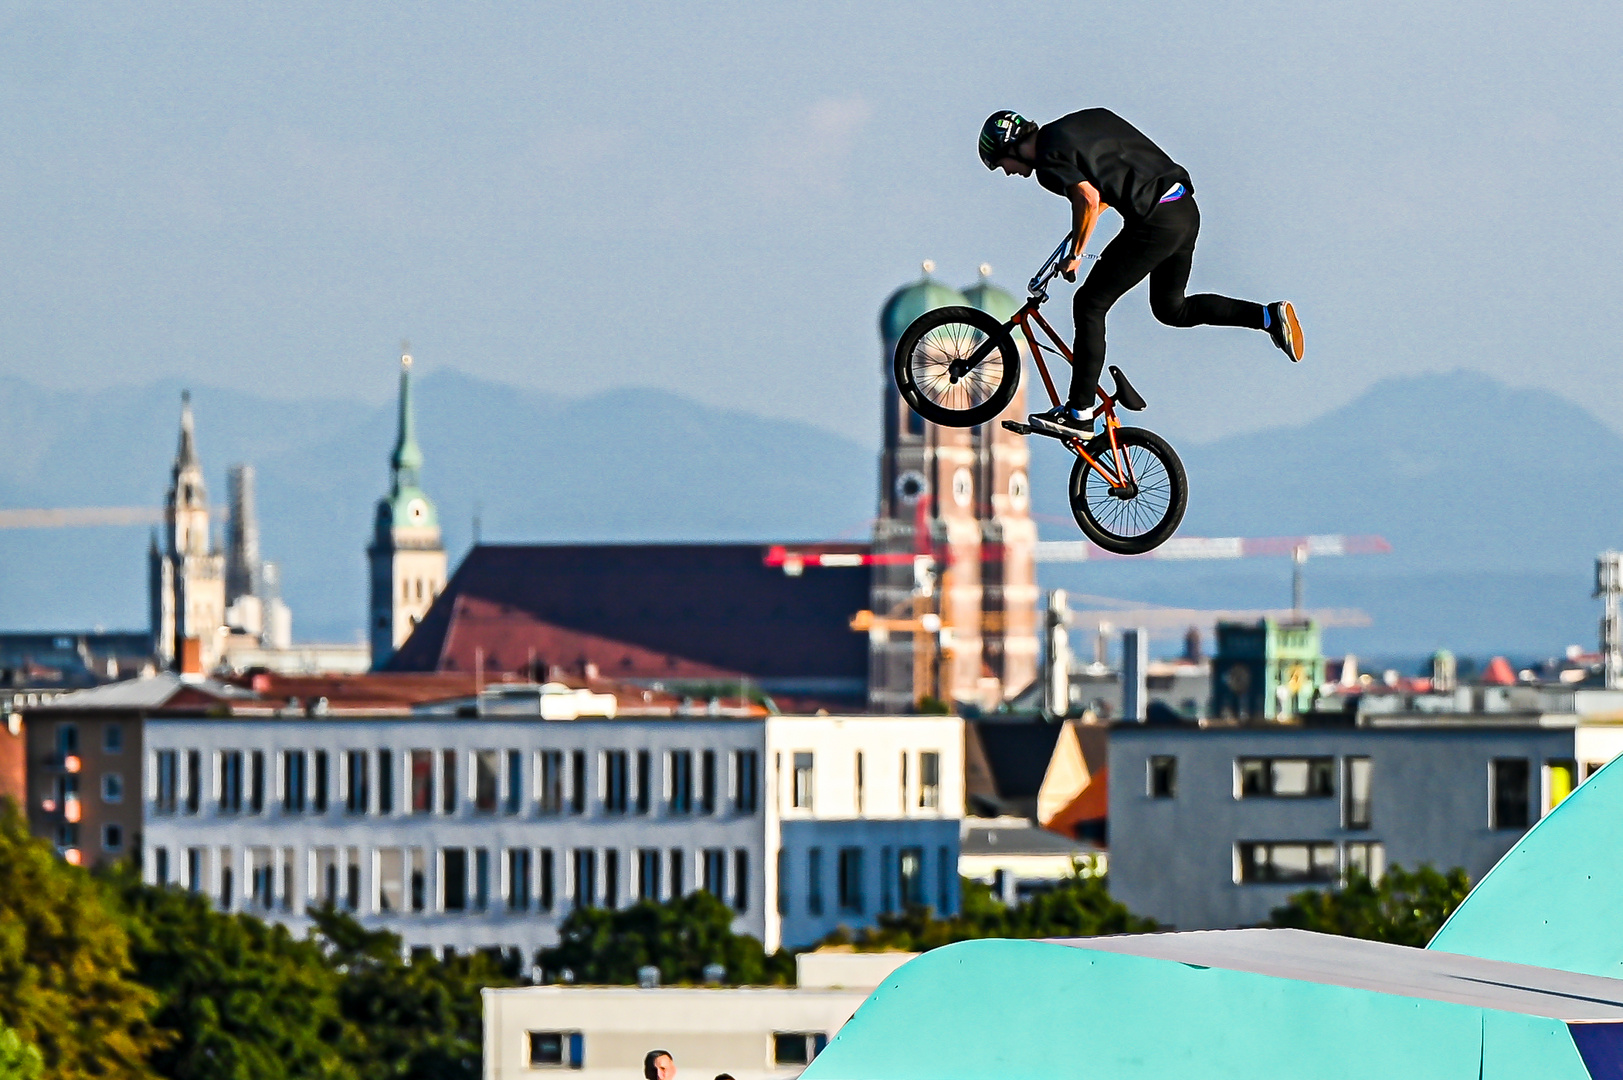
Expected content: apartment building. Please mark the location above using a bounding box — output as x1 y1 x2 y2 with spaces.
136 711 962 958
1109 714 1590 930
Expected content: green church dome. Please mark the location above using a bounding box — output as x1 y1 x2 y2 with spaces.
961 265 1021 322
880 261 970 343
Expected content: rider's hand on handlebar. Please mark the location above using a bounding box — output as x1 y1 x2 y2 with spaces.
1061 255 1082 282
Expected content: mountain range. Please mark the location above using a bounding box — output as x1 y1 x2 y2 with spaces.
0 369 1614 660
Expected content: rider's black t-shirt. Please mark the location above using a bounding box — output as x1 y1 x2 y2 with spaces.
1034 109 1193 220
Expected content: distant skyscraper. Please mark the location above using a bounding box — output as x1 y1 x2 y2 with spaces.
225 464 261 604
368 350 447 669
148 392 227 672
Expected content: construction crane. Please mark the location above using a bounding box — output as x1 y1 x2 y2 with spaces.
0 506 231 530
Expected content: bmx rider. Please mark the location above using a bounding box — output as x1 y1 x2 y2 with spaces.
979 108 1303 439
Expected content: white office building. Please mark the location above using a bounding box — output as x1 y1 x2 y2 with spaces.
140 712 962 957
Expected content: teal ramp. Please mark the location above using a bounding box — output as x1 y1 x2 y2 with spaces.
1431 754 1623 978
801 931 1623 1080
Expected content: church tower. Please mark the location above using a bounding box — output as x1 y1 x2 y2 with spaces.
368 350 447 669
868 264 1038 712
148 392 227 672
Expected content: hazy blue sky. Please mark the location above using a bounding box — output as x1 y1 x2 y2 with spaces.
1 1 1619 444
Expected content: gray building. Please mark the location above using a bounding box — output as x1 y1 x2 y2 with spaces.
1109 716 1583 929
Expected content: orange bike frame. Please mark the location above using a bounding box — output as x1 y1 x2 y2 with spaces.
1006 304 1138 491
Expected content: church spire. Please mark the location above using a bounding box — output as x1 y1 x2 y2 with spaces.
391 349 424 493
175 390 200 474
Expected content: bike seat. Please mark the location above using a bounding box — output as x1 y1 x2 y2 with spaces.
1109 366 1147 411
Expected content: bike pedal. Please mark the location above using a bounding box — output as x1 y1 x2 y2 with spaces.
1001 420 1035 436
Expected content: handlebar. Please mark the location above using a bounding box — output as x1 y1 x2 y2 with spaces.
1027 233 1097 296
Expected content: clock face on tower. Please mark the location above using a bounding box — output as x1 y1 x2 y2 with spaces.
406 498 428 525
896 470 927 505
1009 470 1030 511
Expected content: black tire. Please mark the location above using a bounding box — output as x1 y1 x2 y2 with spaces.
893 306 1020 428
1069 427 1188 555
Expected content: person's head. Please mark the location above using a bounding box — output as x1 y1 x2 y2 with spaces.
715 1074 735 1080
644 1051 675 1080
979 110 1039 176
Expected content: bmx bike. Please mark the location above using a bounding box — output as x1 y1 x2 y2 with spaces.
891 234 1187 555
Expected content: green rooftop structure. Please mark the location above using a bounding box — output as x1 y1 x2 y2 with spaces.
801 753 1623 1080
1211 617 1326 721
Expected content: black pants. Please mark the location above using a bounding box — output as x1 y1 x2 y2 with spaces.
1068 195 1264 407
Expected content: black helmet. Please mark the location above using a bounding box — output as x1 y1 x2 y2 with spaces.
979 110 1037 169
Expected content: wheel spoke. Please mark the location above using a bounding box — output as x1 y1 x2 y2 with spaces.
1077 436 1178 543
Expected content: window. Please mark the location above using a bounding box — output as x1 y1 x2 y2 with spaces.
572 849 596 908
634 750 651 814
569 751 585 814
854 751 865 814
777 849 789 915
538 849 555 911
733 850 749 912
773 1034 827 1066
316 848 341 905
792 752 814 810
377 750 394 814
1343 757 1372 829
411 848 426 912
1149 756 1177 798
669 848 685 898
474 750 498 813
881 846 894 912
249 751 265 813
527 1031 584 1069
919 752 940 809
220 850 234 911
505 750 522 814
603 850 619 909
700 750 717 814
103 823 123 852
508 848 532 910
899 752 910 811
283 751 306 812
220 751 243 814
603 751 629 814
1344 841 1386 881
185 750 201 814
410 750 434 813
473 848 490 910
56 723 78 758
899 847 924 907
1237 757 1335 798
312 750 329 812
1492 758 1531 829
703 848 726 897
154 847 169 885
807 847 823 916
378 849 405 913
104 724 123 754
735 750 759 812
187 848 202 892
838 847 864 912
441 750 458 813
1235 841 1338 884
1546 758 1578 813
638 848 662 901
155 750 178 813
669 751 693 814
251 848 275 910
538 751 563 814
346 851 360 911
937 846 954 914
443 849 468 911
102 772 124 804
345 751 369 814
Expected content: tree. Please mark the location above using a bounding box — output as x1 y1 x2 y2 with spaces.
819 870 1159 952
0 1026 43 1080
1268 865 1472 947
539 892 794 985
310 906 510 1080
110 869 351 1080
0 802 164 1080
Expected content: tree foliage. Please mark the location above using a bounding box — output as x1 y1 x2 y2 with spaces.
540 892 794 985
111 869 351 1080
0 802 164 1080
0 1026 43 1080
820 871 1159 952
1267 865 1473 947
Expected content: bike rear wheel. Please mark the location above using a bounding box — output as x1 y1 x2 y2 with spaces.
1068 427 1187 555
893 306 1020 428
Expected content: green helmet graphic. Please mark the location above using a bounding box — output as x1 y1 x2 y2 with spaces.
979 110 1037 169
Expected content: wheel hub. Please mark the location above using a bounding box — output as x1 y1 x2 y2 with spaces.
1108 482 1139 500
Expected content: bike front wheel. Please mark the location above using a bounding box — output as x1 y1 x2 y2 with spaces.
893 306 1020 428
1069 427 1188 555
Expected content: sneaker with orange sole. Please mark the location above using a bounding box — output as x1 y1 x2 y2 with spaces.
1267 301 1304 362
